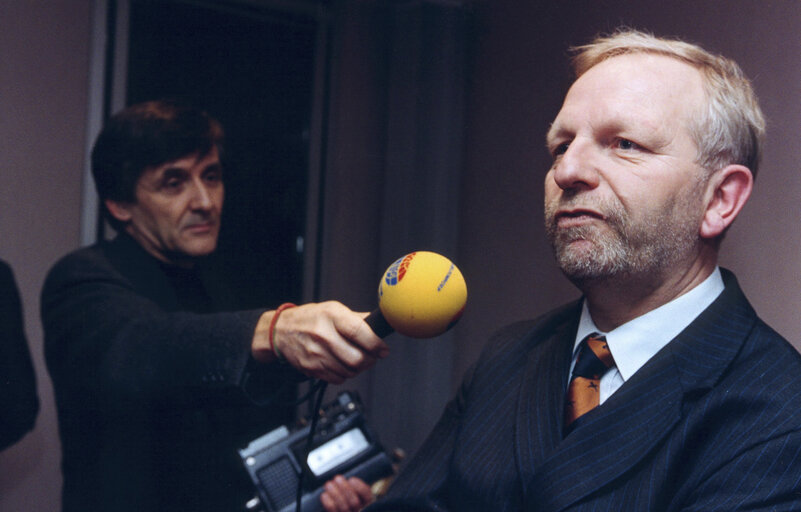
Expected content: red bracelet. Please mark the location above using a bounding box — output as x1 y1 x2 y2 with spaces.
269 303 297 360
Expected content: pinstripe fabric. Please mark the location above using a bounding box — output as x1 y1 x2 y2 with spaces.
368 270 801 511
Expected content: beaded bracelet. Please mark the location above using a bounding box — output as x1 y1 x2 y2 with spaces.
268 302 297 360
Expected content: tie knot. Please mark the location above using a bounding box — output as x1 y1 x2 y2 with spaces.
572 334 614 379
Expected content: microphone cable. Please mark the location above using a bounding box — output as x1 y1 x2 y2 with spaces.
295 378 328 512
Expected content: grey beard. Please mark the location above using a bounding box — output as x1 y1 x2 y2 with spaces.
544 196 701 283
548 223 631 279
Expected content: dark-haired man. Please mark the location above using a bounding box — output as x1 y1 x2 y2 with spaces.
42 100 379 512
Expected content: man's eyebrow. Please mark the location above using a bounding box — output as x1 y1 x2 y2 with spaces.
160 166 188 178
149 167 190 187
545 122 568 146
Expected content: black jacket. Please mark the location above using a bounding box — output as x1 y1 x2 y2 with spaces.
0 259 38 451
42 234 298 511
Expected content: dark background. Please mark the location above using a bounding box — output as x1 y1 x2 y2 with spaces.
127 0 316 308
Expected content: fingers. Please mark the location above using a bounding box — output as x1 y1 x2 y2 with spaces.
320 475 375 512
331 304 390 361
262 301 390 384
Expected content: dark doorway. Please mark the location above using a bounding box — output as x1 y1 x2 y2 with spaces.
126 0 320 308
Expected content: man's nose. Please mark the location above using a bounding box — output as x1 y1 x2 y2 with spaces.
551 139 600 191
189 179 214 210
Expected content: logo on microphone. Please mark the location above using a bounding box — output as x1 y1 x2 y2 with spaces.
384 252 416 286
437 263 455 292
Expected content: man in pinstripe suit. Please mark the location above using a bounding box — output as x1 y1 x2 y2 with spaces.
358 29 801 512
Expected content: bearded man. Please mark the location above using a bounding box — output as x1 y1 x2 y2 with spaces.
362 29 801 512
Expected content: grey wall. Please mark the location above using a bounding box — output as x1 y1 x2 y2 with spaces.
0 1 92 510
1 1 800 510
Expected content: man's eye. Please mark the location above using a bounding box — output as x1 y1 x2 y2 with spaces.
204 172 222 183
615 138 641 151
552 142 570 157
160 178 185 192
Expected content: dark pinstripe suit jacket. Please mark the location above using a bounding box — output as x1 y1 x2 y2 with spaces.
370 270 801 511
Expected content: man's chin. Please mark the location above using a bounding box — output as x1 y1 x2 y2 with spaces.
554 246 625 282
173 237 219 260
558 261 606 281
186 243 218 258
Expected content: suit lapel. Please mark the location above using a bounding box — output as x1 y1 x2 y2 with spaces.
514 305 577 502
520 269 756 511
515 322 576 475
526 344 685 511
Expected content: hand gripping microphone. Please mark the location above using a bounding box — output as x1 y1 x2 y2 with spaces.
243 252 465 512
365 251 467 338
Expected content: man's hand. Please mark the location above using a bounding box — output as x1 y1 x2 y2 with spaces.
252 301 389 384
320 475 375 512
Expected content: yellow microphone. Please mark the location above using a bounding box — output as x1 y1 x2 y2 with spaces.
365 251 467 338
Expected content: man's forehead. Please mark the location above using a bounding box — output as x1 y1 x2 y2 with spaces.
581 54 702 103
548 53 704 139
143 148 220 176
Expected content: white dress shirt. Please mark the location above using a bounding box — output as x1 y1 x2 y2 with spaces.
570 267 725 404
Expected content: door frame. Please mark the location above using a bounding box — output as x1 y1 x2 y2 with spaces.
81 0 331 302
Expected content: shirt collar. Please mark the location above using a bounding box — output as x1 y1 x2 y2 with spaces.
574 267 725 381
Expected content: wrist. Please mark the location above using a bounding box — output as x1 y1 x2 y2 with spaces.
268 302 297 360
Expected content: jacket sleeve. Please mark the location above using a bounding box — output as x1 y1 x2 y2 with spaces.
365 366 476 512
40 249 294 410
680 428 801 511
366 319 546 512
0 261 39 450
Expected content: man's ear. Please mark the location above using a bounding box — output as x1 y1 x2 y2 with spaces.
104 199 133 223
700 164 753 239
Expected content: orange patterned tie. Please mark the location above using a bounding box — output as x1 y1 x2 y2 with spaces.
564 334 615 435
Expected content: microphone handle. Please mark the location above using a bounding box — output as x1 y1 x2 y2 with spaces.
365 309 394 338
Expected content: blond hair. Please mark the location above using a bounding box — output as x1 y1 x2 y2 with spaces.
571 29 765 177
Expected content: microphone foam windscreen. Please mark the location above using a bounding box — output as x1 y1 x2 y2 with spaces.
377 251 467 338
